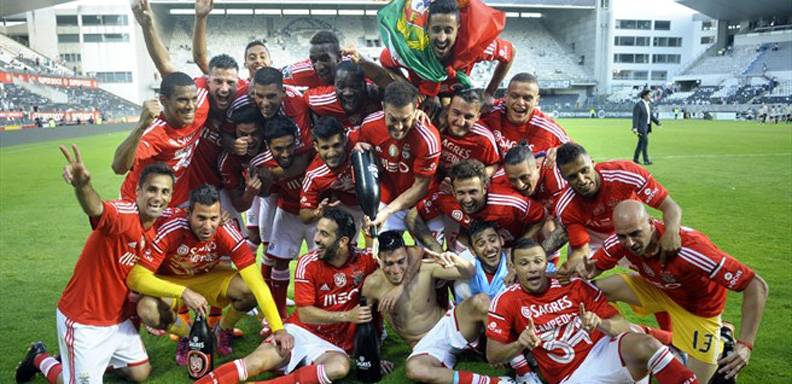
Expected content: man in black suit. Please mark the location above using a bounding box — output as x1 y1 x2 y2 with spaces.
632 89 660 165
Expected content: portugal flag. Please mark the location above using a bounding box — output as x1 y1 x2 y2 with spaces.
377 0 506 96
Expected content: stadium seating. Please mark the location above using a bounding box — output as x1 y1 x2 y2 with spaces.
743 42 792 75
0 34 74 76
682 44 761 76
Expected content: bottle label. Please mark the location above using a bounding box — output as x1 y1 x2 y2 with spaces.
187 350 211 378
356 355 372 370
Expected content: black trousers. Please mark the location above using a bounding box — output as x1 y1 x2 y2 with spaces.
633 133 649 162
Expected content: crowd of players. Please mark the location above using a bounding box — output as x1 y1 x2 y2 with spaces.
15 0 769 383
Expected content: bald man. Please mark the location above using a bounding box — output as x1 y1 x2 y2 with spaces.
576 200 768 383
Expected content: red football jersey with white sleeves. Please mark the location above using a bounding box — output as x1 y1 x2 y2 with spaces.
140 214 254 276
486 279 620 384
57 201 177 326
282 58 325 89
120 87 210 207
554 161 669 249
218 151 257 193
225 85 312 142
347 111 441 203
492 159 568 210
439 123 501 174
250 151 305 215
417 183 545 245
380 38 514 96
480 106 570 157
288 248 379 353
300 145 358 210
304 86 381 129
591 221 756 318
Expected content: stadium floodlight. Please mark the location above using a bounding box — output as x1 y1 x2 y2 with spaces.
521 12 542 18
226 9 254 15
311 9 337 15
255 9 281 15
169 9 196 15
283 9 310 15
339 9 365 16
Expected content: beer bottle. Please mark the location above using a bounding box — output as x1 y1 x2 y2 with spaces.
187 314 214 379
354 297 382 382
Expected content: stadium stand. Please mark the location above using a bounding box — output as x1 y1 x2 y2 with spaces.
0 34 74 76
681 44 761 76
743 42 792 75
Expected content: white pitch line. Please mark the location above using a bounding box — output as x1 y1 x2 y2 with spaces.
651 152 791 160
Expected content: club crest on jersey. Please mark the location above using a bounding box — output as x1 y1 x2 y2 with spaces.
402 147 411 160
451 210 464 222
334 272 347 288
388 144 399 158
178 244 190 256
520 306 533 319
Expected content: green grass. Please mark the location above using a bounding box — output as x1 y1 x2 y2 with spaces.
1 119 791 383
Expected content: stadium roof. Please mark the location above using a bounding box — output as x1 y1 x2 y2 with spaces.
676 0 792 21
0 0 71 17
150 0 596 9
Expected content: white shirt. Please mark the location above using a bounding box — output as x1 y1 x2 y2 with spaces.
642 99 651 126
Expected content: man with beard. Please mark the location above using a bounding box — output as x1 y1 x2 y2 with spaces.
486 240 700 384
304 61 382 129
251 115 315 319
16 153 175 384
437 88 501 178
300 116 365 239
480 73 570 157
350 81 443 236
283 31 343 89
126 185 292 361
194 208 379 384
362 231 525 384
576 200 768 383
407 159 545 253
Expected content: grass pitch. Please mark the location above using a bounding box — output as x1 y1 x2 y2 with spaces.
1 119 790 383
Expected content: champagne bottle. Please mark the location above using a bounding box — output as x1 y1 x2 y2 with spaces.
710 325 736 384
352 150 381 238
187 314 214 379
354 297 382 382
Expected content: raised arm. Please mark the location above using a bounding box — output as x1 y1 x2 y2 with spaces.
132 0 177 76
342 45 406 89
60 144 103 218
192 0 213 75
424 249 475 281
485 55 513 99
405 207 444 253
657 195 682 263
112 100 160 174
719 274 769 379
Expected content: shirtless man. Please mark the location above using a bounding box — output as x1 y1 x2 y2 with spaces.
362 231 517 384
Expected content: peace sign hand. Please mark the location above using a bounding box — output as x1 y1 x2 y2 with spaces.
518 317 541 349
578 303 601 333
423 248 456 269
59 144 91 188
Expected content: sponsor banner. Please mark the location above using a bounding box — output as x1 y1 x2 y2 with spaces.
538 80 571 89
0 71 96 88
0 111 25 119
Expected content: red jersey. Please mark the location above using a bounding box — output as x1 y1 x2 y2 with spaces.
487 279 620 384
480 106 569 157
58 201 177 326
282 58 325 89
348 111 441 203
555 161 669 249
301 145 358 210
250 151 305 215
380 38 514 97
140 214 254 276
439 123 500 174
226 85 312 141
417 183 545 245
218 151 257 194
492 159 568 210
288 247 379 353
592 221 756 318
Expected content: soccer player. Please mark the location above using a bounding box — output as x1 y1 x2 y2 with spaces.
480 73 570 157
251 115 315 318
300 116 365 238
304 61 381 128
112 72 209 207
577 200 768 382
16 147 175 384
283 30 342 89
408 159 545 253
350 81 442 234
127 185 292 360
438 88 501 177
194 208 379 384
554 142 682 269
363 231 524 384
486 239 700 384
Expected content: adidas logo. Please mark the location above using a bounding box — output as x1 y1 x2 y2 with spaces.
320 283 330 291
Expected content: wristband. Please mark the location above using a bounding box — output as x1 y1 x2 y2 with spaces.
736 340 753 351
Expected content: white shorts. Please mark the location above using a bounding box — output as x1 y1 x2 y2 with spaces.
377 203 444 246
560 334 637 384
257 195 278 244
407 308 472 368
56 309 148 384
282 323 346 373
267 207 317 260
219 189 245 235
246 196 261 229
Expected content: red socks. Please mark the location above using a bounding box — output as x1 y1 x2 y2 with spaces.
253 364 330 384
34 353 62 384
270 266 290 319
655 312 673 331
648 346 699 384
510 354 534 376
641 325 674 346
194 359 247 384
456 371 507 384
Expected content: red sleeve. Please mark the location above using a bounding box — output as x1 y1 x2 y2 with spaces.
136 128 163 162
522 197 546 225
591 236 622 271
219 224 255 270
481 142 501 166
556 198 590 248
576 279 620 319
479 38 514 64
193 87 210 128
627 163 669 208
680 242 756 292
90 201 132 236
416 193 443 221
486 290 515 344
412 125 441 178
300 174 323 210
379 48 400 70
219 153 243 191
293 257 317 307
141 225 175 272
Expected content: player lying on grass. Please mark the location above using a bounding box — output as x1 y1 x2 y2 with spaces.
126 184 292 363
195 208 379 384
572 200 768 383
486 239 700 384
16 148 176 384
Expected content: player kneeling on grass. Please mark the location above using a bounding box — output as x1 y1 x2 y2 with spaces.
486 239 700 384
16 147 176 384
126 184 292 364
573 200 768 383
363 231 522 384
195 208 379 384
